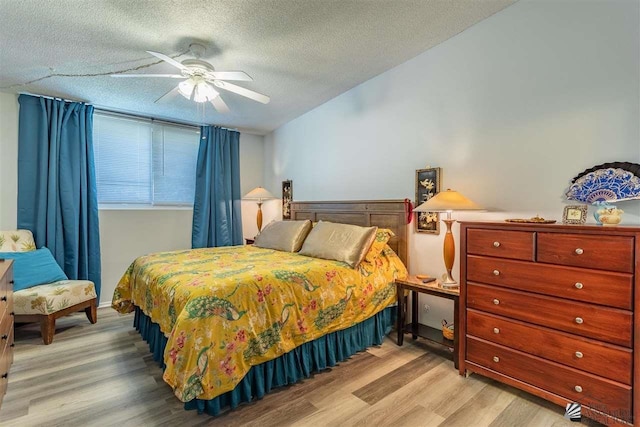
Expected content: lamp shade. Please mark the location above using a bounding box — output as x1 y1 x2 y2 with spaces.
413 189 483 212
243 187 276 202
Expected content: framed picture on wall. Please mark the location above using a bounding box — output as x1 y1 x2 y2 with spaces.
415 167 441 234
282 180 293 220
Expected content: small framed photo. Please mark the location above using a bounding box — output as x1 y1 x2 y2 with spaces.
415 167 441 234
563 205 587 224
282 180 293 220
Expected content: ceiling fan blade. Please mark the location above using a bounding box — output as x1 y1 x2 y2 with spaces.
154 86 180 104
212 81 270 104
210 96 230 114
205 71 253 81
146 50 190 72
112 74 184 78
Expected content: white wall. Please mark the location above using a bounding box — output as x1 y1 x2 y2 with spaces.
0 93 18 229
239 133 269 240
264 0 640 328
99 208 193 305
0 94 265 306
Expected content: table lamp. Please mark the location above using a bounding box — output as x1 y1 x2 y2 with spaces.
243 187 276 233
414 189 483 287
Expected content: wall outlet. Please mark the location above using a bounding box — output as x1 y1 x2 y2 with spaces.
423 304 430 313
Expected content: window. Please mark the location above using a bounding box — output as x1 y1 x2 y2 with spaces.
93 112 200 206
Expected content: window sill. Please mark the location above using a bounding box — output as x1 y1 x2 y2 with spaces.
98 204 193 211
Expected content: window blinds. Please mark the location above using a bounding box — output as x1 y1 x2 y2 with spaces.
93 112 199 205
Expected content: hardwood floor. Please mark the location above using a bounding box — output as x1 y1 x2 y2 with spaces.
1 308 603 427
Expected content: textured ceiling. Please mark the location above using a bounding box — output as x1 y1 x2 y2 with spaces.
0 0 515 134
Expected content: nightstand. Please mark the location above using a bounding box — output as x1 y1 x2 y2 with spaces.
244 238 255 245
396 275 459 369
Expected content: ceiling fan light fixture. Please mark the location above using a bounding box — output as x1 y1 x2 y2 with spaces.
178 79 195 100
179 78 218 103
194 82 218 103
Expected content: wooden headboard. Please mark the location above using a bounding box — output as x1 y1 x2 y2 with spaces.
290 200 410 268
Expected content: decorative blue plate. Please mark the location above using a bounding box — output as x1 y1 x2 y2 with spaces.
566 167 640 203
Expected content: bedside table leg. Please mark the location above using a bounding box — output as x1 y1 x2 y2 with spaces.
396 284 404 346
411 290 418 339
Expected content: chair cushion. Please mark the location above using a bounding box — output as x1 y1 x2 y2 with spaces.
14 280 97 315
0 230 36 252
0 248 68 291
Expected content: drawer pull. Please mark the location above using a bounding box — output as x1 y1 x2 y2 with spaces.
575 248 584 255
493 299 500 305
492 356 500 363
10 312 14 316
493 328 500 334
575 317 583 324
574 282 583 289
1 335 7 340
1 373 7 379
9 280 14 285
493 270 500 276
493 241 500 247
574 385 583 393
10 343 14 348
575 351 583 359
0 296 5 302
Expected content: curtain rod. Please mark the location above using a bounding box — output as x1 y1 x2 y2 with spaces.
17 92 239 132
19 91 87 104
94 107 239 132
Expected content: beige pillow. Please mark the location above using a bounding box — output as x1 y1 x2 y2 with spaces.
299 221 377 268
254 220 312 252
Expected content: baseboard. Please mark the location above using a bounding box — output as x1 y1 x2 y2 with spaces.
98 301 112 309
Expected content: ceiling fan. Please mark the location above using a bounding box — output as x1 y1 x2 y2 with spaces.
111 43 270 113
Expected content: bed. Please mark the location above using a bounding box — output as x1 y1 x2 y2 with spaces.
112 200 410 415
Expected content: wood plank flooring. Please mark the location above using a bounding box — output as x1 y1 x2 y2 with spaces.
1 308 604 427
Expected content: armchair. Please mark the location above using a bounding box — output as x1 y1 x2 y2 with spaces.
0 230 97 344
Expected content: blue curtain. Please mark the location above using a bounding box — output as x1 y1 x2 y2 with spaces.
192 126 242 248
17 94 102 299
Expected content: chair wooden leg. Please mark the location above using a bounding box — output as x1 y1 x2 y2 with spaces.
40 315 55 345
85 299 97 324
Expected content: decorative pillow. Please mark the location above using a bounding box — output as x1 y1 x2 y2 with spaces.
0 247 68 291
0 230 36 252
364 228 395 263
299 221 378 268
254 220 313 252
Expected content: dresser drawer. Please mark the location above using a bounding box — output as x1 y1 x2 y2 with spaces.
466 255 633 309
537 233 634 273
0 337 8 406
466 309 632 384
0 280 8 312
467 283 632 347
466 229 535 261
0 313 12 350
466 337 632 422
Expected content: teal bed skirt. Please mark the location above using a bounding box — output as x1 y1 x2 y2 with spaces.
133 305 396 416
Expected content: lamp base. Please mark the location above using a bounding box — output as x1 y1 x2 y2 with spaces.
440 271 459 288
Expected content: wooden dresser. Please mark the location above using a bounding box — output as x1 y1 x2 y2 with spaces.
459 222 638 426
0 260 14 409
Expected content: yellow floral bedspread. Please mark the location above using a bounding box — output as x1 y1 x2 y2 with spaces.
112 245 407 402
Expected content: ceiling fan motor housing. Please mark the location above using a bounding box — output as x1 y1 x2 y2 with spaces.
181 59 214 76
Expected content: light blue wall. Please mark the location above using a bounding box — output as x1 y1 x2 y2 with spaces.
263 0 640 327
